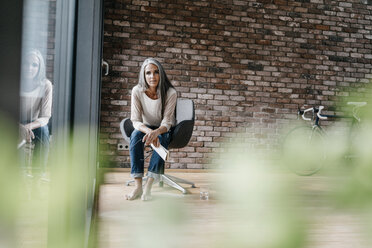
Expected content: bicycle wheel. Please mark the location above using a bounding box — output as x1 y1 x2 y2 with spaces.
282 126 326 176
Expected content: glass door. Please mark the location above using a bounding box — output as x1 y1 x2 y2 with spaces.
3 0 104 247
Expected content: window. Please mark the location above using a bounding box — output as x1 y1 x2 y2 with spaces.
16 0 103 247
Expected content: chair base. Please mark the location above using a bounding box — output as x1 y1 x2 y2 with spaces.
125 174 196 194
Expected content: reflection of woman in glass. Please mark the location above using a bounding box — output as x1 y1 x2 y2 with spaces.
19 49 52 177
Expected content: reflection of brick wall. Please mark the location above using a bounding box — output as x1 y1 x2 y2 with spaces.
22 0 56 81
100 0 372 168
46 0 56 80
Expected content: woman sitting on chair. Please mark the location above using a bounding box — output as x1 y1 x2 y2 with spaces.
126 58 177 201
19 49 52 178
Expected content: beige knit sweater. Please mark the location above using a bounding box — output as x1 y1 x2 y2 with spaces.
20 79 53 126
130 85 177 131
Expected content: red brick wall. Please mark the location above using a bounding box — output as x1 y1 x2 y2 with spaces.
100 0 372 168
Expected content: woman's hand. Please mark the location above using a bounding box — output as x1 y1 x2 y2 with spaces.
142 129 160 147
20 124 35 143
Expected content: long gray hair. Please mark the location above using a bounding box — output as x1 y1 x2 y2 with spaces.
138 58 174 118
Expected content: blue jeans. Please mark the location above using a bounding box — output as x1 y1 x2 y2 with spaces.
32 125 50 175
130 127 171 180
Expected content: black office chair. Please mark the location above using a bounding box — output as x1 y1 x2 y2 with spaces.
120 98 196 194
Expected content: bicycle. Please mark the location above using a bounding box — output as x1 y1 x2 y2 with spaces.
282 102 366 176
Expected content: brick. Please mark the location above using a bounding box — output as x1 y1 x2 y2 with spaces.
316 24 330 31
113 20 130 26
149 24 165 29
197 94 214 99
165 48 181 53
132 0 149 6
181 93 197 98
197 136 212 142
214 95 230 100
204 142 220 148
179 158 196 163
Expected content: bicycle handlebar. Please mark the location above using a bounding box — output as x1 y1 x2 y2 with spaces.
299 106 328 121
299 102 367 123
300 107 313 121
317 106 328 120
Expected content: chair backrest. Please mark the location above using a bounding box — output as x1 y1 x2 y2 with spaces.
120 118 133 144
175 98 194 125
169 99 194 149
120 98 195 149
